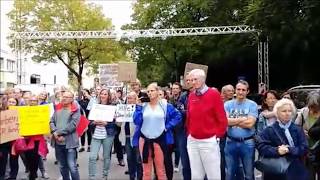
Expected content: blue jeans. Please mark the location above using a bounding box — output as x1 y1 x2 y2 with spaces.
125 137 142 180
88 136 114 179
176 129 191 180
55 145 80 180
225 138 255 180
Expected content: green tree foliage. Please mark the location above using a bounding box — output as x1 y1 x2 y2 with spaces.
123 0 257 87
9 0 128 91
124 0 320 90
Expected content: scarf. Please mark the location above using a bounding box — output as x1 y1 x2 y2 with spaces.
278 120 295 147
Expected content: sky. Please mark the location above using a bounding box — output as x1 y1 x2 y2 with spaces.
0 0 135 51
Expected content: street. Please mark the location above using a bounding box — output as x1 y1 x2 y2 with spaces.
14 145 184 180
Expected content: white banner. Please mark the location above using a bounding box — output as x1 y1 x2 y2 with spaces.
115 104 136 122
88 104 117 122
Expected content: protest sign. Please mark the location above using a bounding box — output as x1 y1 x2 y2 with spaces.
115 104 136 122
183 62 208 79
117 62 137 82
88 104 117 122
0 110 20 144
9 105 50 136
99 64 123 87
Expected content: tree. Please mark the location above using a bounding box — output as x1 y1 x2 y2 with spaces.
123 0 256 87
8 0 128 92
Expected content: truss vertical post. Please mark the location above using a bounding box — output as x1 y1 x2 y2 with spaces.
263 40 269 90
258 41 263 89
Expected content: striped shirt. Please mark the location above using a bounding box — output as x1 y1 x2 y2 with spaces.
93 126 107 139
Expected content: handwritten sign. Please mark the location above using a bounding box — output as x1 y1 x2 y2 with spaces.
117 62 137 82
115 104 136 122
0 110 20 144
99 64 123 87
88 104 117 122
183 62 208 79
9 105 50 136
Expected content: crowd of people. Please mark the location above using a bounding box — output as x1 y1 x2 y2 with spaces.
0 68 320 180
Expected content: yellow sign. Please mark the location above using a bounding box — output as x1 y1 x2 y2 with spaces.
9 105 50 136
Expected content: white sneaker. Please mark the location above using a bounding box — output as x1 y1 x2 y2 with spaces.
41 172 49 179
174 166 179 173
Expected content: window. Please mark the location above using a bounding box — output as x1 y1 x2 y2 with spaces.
30 74 41 84
7 59 15 72
7 83 15 88
0 57 4 70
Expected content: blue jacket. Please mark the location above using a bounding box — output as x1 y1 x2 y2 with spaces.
132 100 182 147
256 121 308 159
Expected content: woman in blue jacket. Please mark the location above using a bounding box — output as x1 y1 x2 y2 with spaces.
133 83 181 180
256 98 309 180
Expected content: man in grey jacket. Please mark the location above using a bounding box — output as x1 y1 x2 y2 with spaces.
50 90 80 180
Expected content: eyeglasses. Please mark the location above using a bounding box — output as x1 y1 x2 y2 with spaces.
62 96 73 99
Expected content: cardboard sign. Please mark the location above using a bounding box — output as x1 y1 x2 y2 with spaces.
115 104 136 122
9 105 50 136
0 110 20 144
117 62 137 82
183 62 208 79
99 64 123 87
88 104 117 122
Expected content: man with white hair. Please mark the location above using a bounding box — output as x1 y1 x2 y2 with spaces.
186 69 228 180
221 84 235 102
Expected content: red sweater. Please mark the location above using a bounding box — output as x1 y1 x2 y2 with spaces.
186 88 227 139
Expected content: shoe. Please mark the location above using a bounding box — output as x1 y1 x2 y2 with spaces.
54 160 58 165
174 166 179 173
87 147 91 152
41 172 49 179
118 160 125 167
124 170 129 175
79 147 85 152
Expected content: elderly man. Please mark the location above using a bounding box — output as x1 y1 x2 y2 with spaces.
186 69 228 180
221 84 235 102
50 90 80 180
224 80 258 180
130 79 149 103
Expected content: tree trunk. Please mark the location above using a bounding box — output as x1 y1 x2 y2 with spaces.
77 75 83 101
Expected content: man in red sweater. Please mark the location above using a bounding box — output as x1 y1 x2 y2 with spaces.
186 69 228 180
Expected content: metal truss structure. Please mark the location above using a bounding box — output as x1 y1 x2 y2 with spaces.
14 25 269 90
14 25 256 40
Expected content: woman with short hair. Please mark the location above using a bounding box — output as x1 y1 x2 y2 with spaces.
256 98 309 179
133 83 181 180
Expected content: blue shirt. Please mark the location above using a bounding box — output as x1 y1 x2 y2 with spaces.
224 99 258 138
141 104 165 139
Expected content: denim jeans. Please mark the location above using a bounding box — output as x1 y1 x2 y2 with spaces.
224 138 255 180
88 136 114 179
125 137 142 180
176 129 191 180
55 145 80 180
0 145 10 180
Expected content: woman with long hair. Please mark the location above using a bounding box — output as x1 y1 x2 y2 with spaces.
257 90 280 133
88 88 117 180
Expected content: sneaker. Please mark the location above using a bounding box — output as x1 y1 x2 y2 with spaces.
174 166 179 173
79 147 85 152
54 160 58 165
87 147 91 152
124 170 129 175
118 160 125 167
41 172 49 179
